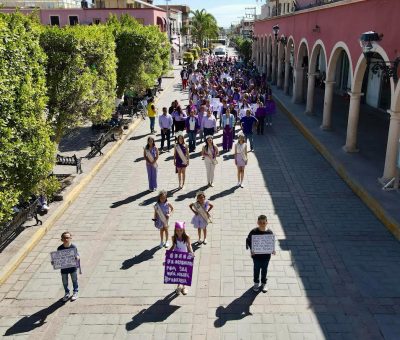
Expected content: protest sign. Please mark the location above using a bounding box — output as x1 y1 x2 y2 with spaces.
164 250 194 286
211 98 221 109
50 248 78 270
251 234 275 254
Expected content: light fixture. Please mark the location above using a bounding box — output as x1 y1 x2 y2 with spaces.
272 25 279 40
360 31 400 81
312 25 320 33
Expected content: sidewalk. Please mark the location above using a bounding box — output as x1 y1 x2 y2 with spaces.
271 85 400 239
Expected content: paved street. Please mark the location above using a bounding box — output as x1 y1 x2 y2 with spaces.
0 66 400 340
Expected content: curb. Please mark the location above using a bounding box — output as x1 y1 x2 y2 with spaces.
0 118 142 286
0 77 175 286
274 95 400 241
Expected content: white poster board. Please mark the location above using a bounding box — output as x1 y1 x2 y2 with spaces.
251 104 259 114
251 234 275 254
50 248 78 270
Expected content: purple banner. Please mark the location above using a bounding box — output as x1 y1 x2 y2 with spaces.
164 250 194 286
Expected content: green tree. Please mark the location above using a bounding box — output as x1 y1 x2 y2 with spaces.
40 25 117 142
231 36 252 63
0 13 55 223
107 15 170 98
190 9 219 48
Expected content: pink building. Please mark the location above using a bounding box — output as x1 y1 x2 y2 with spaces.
253 0 400 183
0 8 167 30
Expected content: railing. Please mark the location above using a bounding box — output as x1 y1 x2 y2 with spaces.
295 0 344 11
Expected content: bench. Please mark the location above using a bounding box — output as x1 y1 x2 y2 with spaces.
0 199 42 247
87 126 122 158
56 154 82 174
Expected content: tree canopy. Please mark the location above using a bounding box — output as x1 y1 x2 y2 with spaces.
190 9 219 48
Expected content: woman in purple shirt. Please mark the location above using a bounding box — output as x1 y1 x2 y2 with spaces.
174 131 190 189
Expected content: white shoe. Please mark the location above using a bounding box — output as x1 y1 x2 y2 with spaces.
237 182 241 187
164 241 170 248
210 183 214 187
175 287 181 295
203 239 207 245
261 284 268 293
159 241 164 248
240 183 244 188
181 287 188 295
252 283 259 292
62 293 70 302
71 292 78 301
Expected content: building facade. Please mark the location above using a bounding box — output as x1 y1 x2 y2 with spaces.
253 0 400 182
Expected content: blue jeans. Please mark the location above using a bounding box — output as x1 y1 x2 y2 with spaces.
188 130 197 151
62 272 78 294
149 117 155 132
244 132 254 150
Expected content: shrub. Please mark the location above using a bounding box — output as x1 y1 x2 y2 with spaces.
183 52 194 64
190 48 199 60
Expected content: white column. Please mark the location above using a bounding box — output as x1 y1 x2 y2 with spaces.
292 67 304 103
321 81 335 130
305 73 317 114
284 61 290 94
382 110 400 180
266 53 271 80
343 92 363 152
277 58 283 88
271 55 277 84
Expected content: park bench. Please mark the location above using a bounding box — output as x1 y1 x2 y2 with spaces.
87 125 121 158
0 198 42 248
56 154 82 174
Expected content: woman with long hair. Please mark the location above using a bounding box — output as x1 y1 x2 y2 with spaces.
143 135 159 191
234 131 248 188
174 131 189 189
201 135 219 187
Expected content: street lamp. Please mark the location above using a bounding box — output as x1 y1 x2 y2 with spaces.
177 33 182 65
272 25 279 40
360 31 400 81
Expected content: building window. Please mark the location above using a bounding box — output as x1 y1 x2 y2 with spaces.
93 18 101 24
50 16 60 26
69 16 79 26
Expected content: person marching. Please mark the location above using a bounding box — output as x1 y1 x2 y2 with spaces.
174 131 189 189
202 135 219 187
234 131 248 188
159 107 173 152
240 109 258 151
221 108 236 151
170 221 194 295
189 191 214 245
265 93 276 126
144 135 159 192
185 109 200 153
147 97 157 134
153 190 174 248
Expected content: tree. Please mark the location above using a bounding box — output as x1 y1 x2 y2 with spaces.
0 13 55 223
190 9 219 48
107 15 170 98
40 25 117 142
231 36 252 63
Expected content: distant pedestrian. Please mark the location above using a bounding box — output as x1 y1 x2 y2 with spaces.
147 97 157 134
159 107 173 152
144 135 159 191
202 135 219 187
221 108 235 151
174 131 189 189
265 94 276 126
240 109 258 151
185 109 200 152
181 67 189 90
202 110 217 137
54 232 80 302
234 131 247 188
153 190 174 248
255 99 267 135
189 191 214 245
245 215 276 293
169 221 194 295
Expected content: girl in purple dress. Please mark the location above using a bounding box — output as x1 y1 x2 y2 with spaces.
153 190 174 248
143 136 159 191
174 131 189 189
189 191 214 245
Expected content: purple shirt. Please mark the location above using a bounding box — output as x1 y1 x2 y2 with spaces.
202 115 217 130
265 100 276 115
173 110 187 122
159 114 173 129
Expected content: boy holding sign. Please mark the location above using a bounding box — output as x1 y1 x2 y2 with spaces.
246 215 275 293
52 232 80 302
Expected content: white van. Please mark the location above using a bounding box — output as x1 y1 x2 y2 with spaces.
213 46 227 58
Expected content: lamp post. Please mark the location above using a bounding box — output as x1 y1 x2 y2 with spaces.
178 33 182 65
360 31 400 81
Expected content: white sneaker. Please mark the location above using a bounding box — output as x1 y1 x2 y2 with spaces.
71 292 78 301
181 287 188 295
210 183 214 187
252 283 259 292
261 284 268 293
240 183 244 188
165 241 170 248
203 239 207 245
175 286 181 295
159 241 164 248
62 293 70 302
237 182 241 187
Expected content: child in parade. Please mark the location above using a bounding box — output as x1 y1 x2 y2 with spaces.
234 131 248 188
202 135 219 187
189 191 214 245
55 232 80 302
143 135 159 192
153 190 174 248
174 131 189 189
246 215 276 293
170 221 194 295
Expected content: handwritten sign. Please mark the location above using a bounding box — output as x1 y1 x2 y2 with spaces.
50 248 78 270
211 98 221 109
251 234 275 254
164 250 194 286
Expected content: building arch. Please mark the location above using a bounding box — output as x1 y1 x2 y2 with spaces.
309 39 328 74
326 41 353 84
295 38 309 69
292 39 309 103
393 82 400 112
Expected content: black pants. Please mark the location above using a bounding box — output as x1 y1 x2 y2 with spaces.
160 129 171 150
252 256 271 284
256 117 265 135
203 127 215 137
